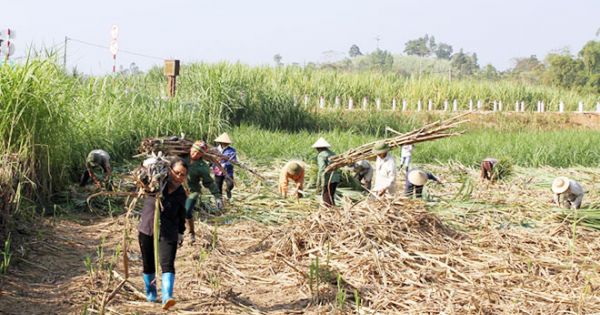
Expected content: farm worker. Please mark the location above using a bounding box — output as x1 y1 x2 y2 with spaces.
552 177 584 210
137 157 187 310
185 140 223 244
313 137 341 207
352 160 373 190
80 149 112 190
480 157 499 181
400 144 413 172
212 133 237 202
405 168 442 199
372 142 397 196
279 160 305 199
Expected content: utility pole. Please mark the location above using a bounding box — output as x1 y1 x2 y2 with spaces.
63 36 68 70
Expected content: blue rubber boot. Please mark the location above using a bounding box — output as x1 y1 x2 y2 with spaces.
161 272 176 310
142 273 157 302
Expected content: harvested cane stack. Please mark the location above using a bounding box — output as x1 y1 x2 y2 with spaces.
138 136 193 157
138 136 265 181
325 113 470 173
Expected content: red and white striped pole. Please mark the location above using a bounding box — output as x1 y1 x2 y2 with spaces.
110 25 119 73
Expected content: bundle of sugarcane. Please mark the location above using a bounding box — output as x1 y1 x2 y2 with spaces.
138 136 193 157
325 113 470 173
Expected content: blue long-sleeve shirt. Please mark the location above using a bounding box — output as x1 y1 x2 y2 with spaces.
212 145 237 177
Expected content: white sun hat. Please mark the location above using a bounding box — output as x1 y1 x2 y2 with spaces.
214 133 232 144
408 169 428 186
311 137 331 148
552 176 570 194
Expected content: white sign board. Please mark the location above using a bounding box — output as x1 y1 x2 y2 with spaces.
0 29 15 39
110 39 119 55
111 25 119 40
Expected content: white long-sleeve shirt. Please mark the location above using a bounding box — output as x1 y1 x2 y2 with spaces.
553 180 584 209
401 145 413 158
373 153 397 195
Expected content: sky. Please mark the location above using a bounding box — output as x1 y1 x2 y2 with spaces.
1 0 599 74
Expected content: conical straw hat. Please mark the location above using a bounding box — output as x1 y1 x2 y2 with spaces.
408 169 428 186
287 161 303 176
214 133 232 144
552 176 570 194
311 137 331 148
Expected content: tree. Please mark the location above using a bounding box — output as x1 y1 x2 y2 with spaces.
404 36 430 57
542 53 584 89
481 64 499 80
367 49 394 71
349 44 363 58
451 49 479 76
434 43 453 59
273 54 283 66
579 40 600 75
511 55 545 83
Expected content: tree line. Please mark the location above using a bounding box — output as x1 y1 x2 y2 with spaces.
274 33 600 94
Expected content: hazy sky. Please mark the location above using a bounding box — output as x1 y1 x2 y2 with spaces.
2 0 599 74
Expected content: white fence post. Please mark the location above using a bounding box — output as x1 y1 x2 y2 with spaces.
520 101 525 112
319 96 325 109
334 96 340 108
402 99 407 111
469 99 473 111
453 99 458 111
362 97 368 110
376 98 381 111
428 99 433 111
578 101 584 113
304 95 309 107
515 101 519 112
392 98 397 111
443 100 449 111
348 97 353 110
417 99 422 112
498 101 503 112
477 100 482 111
493 100 497 112
596 102 600 113
541 101 545 113
559 100 564 113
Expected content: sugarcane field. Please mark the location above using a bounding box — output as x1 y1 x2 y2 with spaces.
2 3 600 315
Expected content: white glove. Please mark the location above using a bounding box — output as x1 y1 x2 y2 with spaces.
178 234 184 247
215 199 224 210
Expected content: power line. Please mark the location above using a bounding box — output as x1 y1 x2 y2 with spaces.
67 37 165 61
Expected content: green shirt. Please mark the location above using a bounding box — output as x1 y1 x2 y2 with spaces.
316 149 341 188
186 157 221 198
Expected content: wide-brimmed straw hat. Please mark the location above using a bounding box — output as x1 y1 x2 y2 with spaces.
372 141 390 155
552 176 570 194
408 169 428 186
311 137 331 148
214 133 232 144
287 161 303 176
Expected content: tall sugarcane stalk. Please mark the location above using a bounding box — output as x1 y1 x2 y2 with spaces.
153 192 161 284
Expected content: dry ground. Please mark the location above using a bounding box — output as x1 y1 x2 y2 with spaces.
1 163 599 314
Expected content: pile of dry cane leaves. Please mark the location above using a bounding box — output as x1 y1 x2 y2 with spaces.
81 165 600 314
269 196 600 314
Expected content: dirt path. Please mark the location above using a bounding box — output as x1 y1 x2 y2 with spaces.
0 216 109 315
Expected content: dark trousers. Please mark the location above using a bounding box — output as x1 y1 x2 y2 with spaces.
215 175 234 199
481 161 494 180
80 169 91 186
404 183 424 199
323 182 338 207
138 232 177 274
